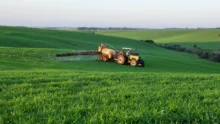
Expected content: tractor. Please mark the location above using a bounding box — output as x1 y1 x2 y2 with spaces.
56 43 145 67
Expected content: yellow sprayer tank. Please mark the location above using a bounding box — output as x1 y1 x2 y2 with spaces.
101 48 116 59
98 45 116 59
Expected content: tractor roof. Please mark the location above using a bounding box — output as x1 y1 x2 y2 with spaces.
122 47 135 50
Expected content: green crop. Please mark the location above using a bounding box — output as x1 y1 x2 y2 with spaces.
1 71 220 123
0 26 220 123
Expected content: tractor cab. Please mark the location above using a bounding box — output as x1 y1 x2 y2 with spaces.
122 48 139 56
121 47 144 67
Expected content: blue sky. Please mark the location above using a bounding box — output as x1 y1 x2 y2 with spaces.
0 0 219 28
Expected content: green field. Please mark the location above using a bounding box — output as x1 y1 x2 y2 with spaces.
1 26 220 123
97 30 220 50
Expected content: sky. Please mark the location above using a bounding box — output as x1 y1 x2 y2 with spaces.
0 0 220 28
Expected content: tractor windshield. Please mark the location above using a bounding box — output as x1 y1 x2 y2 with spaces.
123 48 139 56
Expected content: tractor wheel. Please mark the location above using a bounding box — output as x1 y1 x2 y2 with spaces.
138 59 145 67
98 56 103 61
103 56 108 62
117 55 126 65
130 59 137 66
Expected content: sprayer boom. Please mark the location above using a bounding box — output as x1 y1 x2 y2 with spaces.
55 51 101 57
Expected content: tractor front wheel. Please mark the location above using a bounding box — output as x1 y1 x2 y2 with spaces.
138 59 145 67
130 59 137 66
117 55 126 65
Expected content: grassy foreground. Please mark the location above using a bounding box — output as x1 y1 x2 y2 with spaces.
1 70 220 123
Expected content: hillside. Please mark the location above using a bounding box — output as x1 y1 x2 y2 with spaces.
0 26 220 73
96 30 220 50
1 26 220 123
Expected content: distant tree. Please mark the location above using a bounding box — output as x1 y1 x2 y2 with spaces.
143 40 155 44
193 44 197 49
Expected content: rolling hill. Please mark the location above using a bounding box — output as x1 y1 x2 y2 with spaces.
0 26 219 73
96 29 220 50
1 26 220 123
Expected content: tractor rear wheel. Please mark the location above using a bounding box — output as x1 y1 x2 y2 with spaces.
103 56 108 62
117 55 126 65
130 59 137 66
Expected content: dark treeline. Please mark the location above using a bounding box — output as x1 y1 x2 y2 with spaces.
77 27 150 30
142 40 220 63
77 27 220 30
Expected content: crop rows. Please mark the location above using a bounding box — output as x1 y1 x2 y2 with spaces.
1 70 220 123
0 47 73 62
